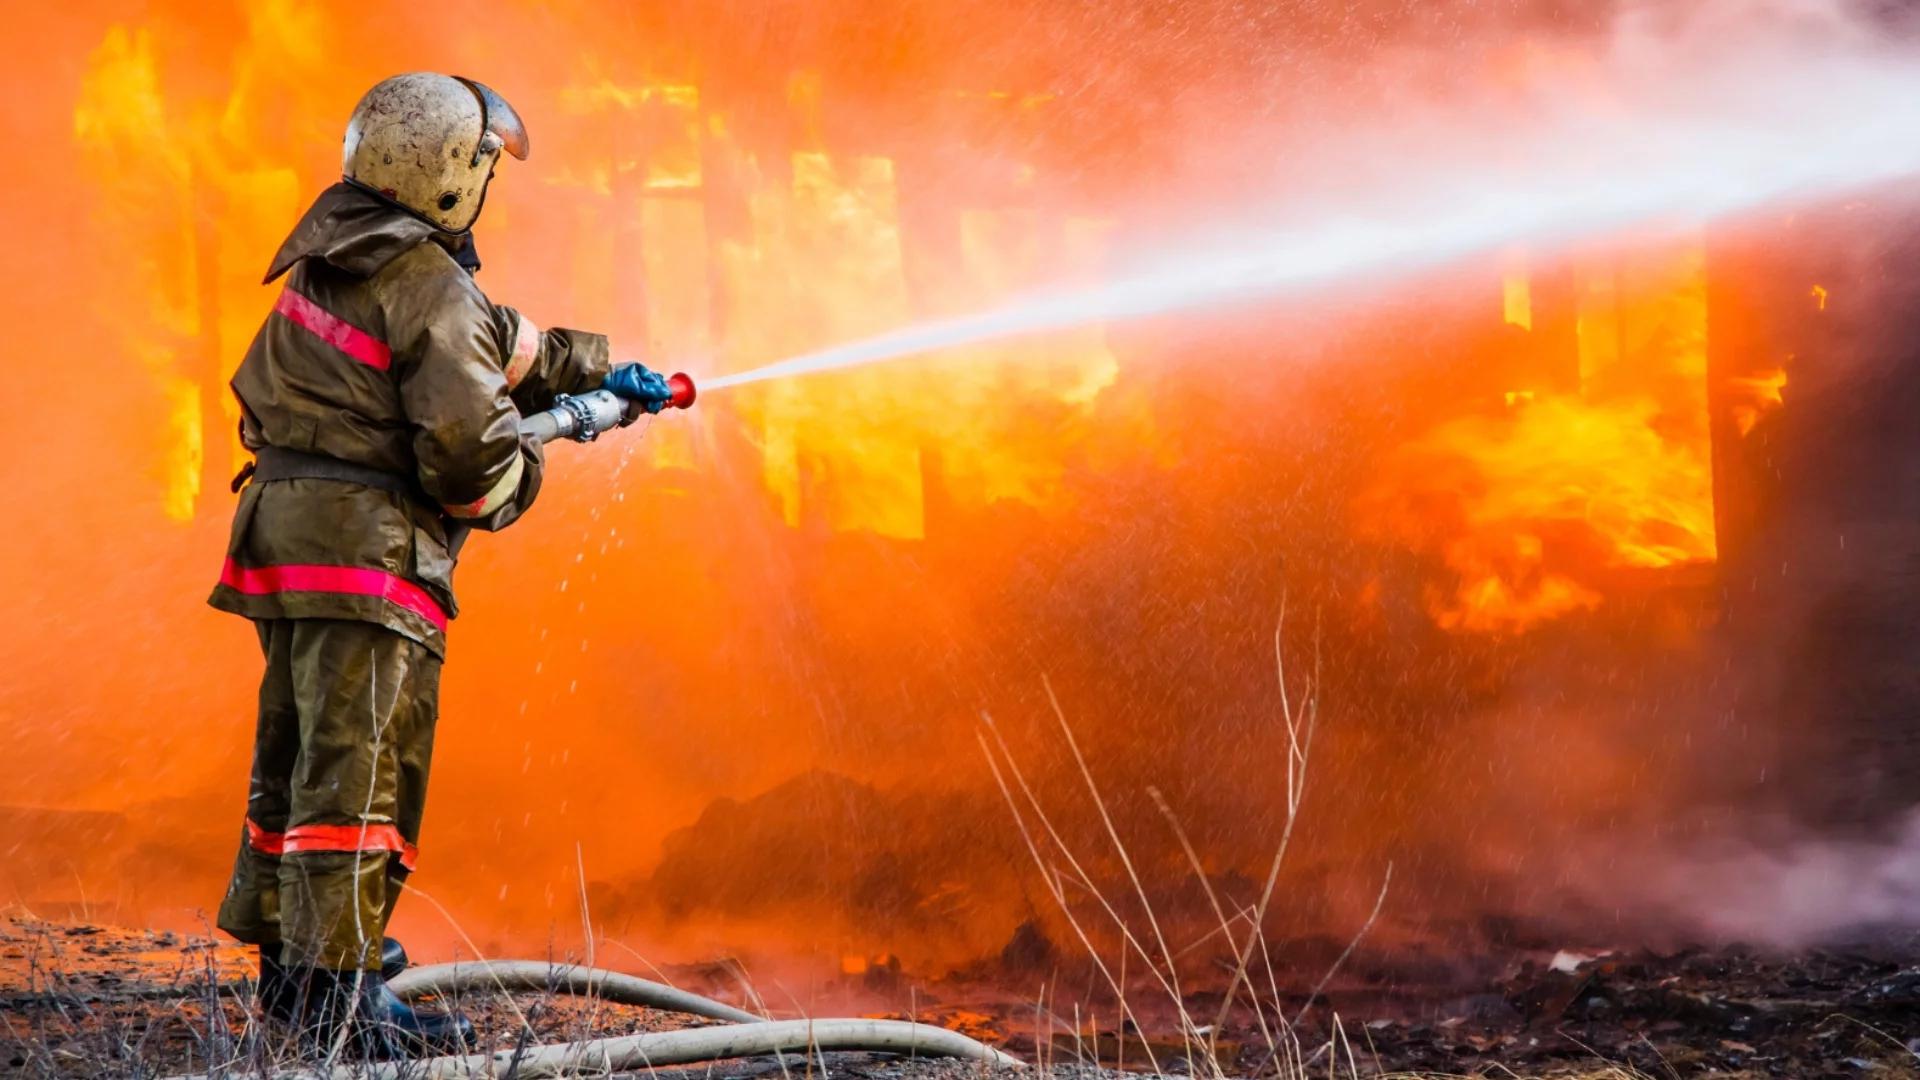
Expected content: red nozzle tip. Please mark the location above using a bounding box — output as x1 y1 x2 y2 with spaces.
667 372 697 410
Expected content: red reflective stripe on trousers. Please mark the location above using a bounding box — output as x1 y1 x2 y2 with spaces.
274 288 392 371
220 559 448 632
246 817 284 855
247 818 419 871
284 824 419 872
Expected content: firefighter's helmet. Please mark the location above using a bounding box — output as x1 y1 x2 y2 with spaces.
342 73 530 233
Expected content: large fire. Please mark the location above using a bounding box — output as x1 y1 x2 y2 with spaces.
0 0 1855 993
1358 240 1721 632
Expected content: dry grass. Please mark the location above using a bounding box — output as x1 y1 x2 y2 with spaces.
973 604 1663 1080
0 914 733 1079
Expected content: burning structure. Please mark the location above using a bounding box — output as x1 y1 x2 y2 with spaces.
5 0 1920 1012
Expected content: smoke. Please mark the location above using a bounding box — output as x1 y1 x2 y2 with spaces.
1608 811 1920 946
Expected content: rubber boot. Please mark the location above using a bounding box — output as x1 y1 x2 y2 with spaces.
380 936 409 982
302 967 475 1059
255 943 298 1025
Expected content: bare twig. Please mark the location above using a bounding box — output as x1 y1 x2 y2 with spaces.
1214 601 1323 1037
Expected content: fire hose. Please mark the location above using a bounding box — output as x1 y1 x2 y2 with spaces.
519 372 697 444
386 960 761 1022
354 1017 1017 1079
156 959 1017 1078
378 961 1017 1072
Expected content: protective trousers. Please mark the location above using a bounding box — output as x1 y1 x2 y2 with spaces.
216 618 440 970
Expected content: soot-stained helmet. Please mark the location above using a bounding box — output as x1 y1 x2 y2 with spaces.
342 73 530 233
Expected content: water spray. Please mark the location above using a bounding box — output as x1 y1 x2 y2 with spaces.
513 36 1920 415
691 33 1920 398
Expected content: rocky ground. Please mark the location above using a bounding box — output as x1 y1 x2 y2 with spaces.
3 914 1918 1078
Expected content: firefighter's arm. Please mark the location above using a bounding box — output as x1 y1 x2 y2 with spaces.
389 271 544 533
490 305 613 415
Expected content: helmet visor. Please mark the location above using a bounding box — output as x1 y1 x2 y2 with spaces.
456 77 530 161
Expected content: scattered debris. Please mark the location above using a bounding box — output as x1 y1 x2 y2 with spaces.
1550 950 1604 974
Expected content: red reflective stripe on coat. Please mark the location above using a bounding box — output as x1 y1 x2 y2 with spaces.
247 818 419 871
275 288 392 371
220 559 448 632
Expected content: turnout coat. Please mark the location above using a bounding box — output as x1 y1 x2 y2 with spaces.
208 183 610 655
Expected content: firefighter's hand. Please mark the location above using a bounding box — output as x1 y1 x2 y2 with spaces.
603 363 674 414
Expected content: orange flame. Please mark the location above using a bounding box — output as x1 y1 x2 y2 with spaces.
1728 367 1789 437
1358 238 1717 633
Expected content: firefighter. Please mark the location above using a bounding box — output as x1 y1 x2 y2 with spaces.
208 73 674 1056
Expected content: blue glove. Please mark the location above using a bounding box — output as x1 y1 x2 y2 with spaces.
603 363 674 414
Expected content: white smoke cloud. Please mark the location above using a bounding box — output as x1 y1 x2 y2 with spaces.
1634 811 1920 945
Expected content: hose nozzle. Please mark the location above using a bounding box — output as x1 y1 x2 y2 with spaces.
521 372 698 444
666 372 697 410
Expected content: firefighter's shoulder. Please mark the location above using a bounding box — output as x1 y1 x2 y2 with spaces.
371 243 497 360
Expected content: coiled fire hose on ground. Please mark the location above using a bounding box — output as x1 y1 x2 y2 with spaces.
353 1016 1018 1080
387 960 763 1023
161 960 1020 1079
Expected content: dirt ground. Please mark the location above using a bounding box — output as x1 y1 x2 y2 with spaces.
4 913 1918 1079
